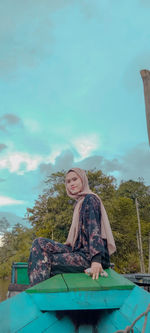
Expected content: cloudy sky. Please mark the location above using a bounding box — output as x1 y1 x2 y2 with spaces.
0 0 150 221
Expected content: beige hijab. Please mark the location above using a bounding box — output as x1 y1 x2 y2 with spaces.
65 168 116 255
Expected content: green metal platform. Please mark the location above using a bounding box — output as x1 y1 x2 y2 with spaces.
26 269 134 311
27 268 134 293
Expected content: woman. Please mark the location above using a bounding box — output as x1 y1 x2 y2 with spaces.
28 168 116 285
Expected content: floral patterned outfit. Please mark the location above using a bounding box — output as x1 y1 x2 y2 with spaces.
28 194 110 285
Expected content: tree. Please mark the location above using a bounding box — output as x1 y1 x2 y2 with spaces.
117 179 150 222
26 170 116 242
116 179 150 272
87 170 116 201
0 217 10 235
26 172 74 242
108 196 140 273
0 224 34 278
26 170 150 273
0 170 149 278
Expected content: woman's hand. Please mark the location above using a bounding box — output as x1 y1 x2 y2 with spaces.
85 262 103 280
90 262 103 279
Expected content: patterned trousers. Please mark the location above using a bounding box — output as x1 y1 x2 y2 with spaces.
28 237 91 286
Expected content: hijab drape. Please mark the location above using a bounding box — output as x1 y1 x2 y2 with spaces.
65 168 116 255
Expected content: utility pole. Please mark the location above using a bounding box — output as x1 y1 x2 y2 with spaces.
140 69 150 145
136 231 143 273
135 198 145 273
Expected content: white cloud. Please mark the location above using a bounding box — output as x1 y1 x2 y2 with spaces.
48 150 62 164
0 196 25 206
73 134 100 160
0 152 43 175
0 235 3 247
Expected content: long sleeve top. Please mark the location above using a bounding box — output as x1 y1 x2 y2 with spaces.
74 194 110 268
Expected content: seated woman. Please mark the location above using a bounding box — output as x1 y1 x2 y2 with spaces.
28 168 116 285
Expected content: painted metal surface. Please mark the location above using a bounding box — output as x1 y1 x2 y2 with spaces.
11 262 29 285
18 312 60 333
0 291 40 333
29 289 131 311
97 286 150 333
26 269 135 294
0 270 150 332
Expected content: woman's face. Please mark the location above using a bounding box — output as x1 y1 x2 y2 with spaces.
66 171 83 195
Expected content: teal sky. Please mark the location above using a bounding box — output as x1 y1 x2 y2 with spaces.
0 0 150 219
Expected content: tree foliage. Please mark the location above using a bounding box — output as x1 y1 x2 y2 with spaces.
0 217 10 235
0 170 150 278
0 224 34 278
117 179 150 222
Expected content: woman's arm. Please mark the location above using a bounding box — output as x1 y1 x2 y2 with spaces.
82 195 108 279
